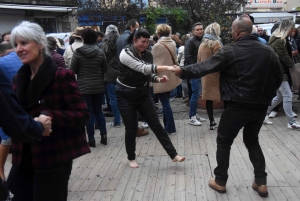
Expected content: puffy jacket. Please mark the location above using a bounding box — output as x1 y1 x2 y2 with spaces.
180 35 283 105
70 44 108 94
184 35 203 65
269 36 294 81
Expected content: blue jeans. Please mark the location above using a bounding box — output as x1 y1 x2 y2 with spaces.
105 82 121 125
157 91 176 133
267 81 296 124
189 78 201 118
175 84 182 97
83 93 107 141
0 128 11 145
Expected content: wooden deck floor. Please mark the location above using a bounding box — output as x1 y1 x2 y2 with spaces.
5 98 300 201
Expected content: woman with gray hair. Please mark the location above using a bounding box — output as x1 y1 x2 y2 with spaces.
198 22 223 130
264 19 300 129
7 21 90 201
100 25 122 128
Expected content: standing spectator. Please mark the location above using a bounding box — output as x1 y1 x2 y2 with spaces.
184 22 206 126
63 27 84 68
257 26 270 42
296 26 300 51
47 36 66 68
173 15 282 197
70 28 108 147
100 25 122 127
152 24 181 135
96 31 104 47
265 19 300 129
198 22 223 130
7 21 90 201
1 31 11 42
178 35 189 102
117 28 185 168
252 26 268 45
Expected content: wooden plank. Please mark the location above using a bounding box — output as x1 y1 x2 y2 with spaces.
185 156 196 201
101 191 114 201
268 187 287 201
193 155 208 201
69 191 85 201
90 191 104 200
122 157 144 201
280 187 300 201
153 156 168 201
143 156 161 201
200 155 218 201
184 118 193 155
291 187 300 200
163 158 176 201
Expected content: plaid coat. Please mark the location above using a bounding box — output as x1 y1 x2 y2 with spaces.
12 56 90 170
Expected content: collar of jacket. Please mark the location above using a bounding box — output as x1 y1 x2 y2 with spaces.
16 56 58 109
236 35 259 42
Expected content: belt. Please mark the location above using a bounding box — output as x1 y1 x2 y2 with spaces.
117 78 147 89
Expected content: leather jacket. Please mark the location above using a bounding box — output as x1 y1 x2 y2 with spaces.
184 35 203 65
180 35 283 105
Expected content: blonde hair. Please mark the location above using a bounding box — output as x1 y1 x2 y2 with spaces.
202 22 221 47
156 24 171 37
272 19 295 44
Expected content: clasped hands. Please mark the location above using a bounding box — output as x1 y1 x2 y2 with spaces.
34 114 52 137
167 65 182 76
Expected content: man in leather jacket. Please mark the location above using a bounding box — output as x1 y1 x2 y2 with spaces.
184 22 206 126
173 15 282 197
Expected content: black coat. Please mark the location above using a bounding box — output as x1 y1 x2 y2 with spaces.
180 35 283 105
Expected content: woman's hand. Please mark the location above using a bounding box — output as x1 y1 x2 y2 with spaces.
157 75 169 83
34 114 52 136
292 50 298 57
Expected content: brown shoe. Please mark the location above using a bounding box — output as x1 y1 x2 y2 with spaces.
136 127 149 137
208 178 226 193
252 182 268 197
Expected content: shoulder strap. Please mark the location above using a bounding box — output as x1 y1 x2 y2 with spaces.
70 45 75 53
159 42 177 65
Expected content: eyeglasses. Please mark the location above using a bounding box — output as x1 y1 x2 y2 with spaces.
257 30 263 32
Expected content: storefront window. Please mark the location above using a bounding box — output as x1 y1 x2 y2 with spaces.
34 18 57 33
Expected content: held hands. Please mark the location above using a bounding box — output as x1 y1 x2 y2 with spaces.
158 75 169 83
168 65 182 76
34 114 52 136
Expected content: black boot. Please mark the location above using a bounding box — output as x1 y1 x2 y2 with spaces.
100 134 107 145
88 139 96 147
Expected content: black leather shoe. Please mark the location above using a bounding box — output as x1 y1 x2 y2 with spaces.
88 139 96 147
100 134 107 145
104 112 113 117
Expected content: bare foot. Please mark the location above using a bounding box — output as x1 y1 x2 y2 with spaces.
129 160 139 168
172 155 185 162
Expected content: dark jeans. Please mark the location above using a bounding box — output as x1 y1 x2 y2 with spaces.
7 161 72 201
157 91 176 133
214 103 267 186
116 84 178 161
83 93 107 140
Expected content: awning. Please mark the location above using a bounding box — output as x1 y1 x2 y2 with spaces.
0 3 75 12
249 12 295 23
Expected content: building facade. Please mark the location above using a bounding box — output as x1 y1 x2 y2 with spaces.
0 0 78 35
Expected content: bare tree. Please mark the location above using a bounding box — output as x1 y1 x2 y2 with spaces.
76 0 145 31
157 0 245 43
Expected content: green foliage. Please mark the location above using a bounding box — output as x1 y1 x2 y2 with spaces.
142 7 189 35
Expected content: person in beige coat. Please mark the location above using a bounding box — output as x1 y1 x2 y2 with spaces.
198 22 222 130
152 24 182 134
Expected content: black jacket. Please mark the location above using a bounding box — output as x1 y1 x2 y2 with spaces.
180 35 283 105
184 35 203 65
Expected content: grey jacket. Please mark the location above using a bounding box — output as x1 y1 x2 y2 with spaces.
70 44 108 94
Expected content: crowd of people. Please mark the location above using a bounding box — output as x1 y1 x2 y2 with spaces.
0 15 299 200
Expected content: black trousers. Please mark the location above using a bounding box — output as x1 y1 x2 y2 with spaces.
7 161 72 201
214 102 267 186
116 84 178 160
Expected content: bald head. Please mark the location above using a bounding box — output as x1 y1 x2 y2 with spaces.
231 15 253 41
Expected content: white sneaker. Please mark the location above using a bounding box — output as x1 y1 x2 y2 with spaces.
287 121 300 130
189 116 201 126
268 111 277 118
142 121 149 128
169 98 174 102
292 111 297 118
263 116 273 125
196 114 206 122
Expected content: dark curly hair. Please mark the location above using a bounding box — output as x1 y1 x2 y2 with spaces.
81 28 97 45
